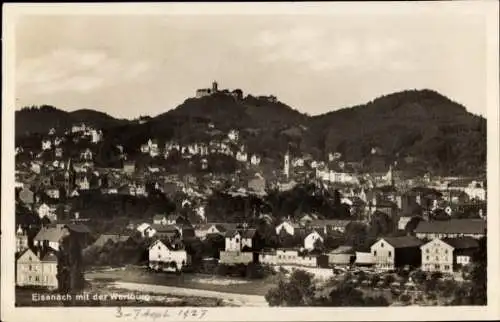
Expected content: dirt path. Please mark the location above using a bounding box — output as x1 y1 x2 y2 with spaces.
112 281 268 307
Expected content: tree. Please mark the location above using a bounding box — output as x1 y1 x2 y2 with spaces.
468 236 486 305
369 211 395 237
344 222 369 250
265 269 315 306
409 269 427 284
313 238 325 252
265 279 289 306
404 216 423 234
57 231 85 302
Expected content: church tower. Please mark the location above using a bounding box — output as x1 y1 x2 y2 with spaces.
212 81 218 93
283 151 290 180
64 158 75 193
386 164 393 186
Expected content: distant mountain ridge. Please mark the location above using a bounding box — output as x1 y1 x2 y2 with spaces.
15 89 486 176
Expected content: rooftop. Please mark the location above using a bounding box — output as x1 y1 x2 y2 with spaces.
414 219 486 235
379 236 423 248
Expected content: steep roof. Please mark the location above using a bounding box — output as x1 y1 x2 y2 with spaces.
329 246 354 254
309 219 352 227
34 226 66 242
225 230 240 238
16 248 39 261
151 224 179 233
41 252 58 262
442 237 479 250
414 219 486 235
379 236 423 248
65 223 91 234
93 234 130 247
241 229 257 238
153 214 166 221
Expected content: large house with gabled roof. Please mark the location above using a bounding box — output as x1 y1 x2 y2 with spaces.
370 236 423 270
16 248 58 289
148 239 190 272
420 237 479 273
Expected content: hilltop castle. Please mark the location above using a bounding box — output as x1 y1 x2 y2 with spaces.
196 81 219 98
195 81 244 100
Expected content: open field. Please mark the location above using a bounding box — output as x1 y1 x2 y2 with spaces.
85 266 277 296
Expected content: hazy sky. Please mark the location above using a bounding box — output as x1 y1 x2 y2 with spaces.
14 6 489 119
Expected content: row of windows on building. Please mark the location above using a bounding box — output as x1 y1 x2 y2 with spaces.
26 275 52 282
423 264 452 271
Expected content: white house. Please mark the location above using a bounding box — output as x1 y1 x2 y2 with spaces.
420 237 479 273
153 215 168 226
275 221 300 236
148 239 190 272
55 147 64 158
31 162 42 174
304 230 324 251
236 151 248 162
41 139 52 151
16 248 58 289
250 154 261 165
76 176 90 190
228 129 239 142
71 123 87 133
464 181 486 201
259 249 318 267
45 187 60 199
136 223 156 238
53 137 63 147
292 158 304 167
80 148 93 161
370 236 422 270
90 129 103 143
135 184 148 197
37 203 56 220
225 230 255 251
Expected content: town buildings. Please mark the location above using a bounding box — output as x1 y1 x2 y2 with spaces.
16 248 58 289
414 219 486 240
420 237 479 273
370 236 423 270
148 239 190 272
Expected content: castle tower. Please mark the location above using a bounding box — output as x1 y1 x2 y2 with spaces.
284 151 290 180
212 81 218 93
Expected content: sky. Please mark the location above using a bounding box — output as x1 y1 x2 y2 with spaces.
14 4 490 119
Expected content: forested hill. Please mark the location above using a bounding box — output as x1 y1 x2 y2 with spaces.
15 89 486 176
15 105 129 136
304 89 486 175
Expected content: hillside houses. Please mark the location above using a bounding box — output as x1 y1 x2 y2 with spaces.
13 102 488 295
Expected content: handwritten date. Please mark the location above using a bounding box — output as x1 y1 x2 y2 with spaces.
116 307 209 320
